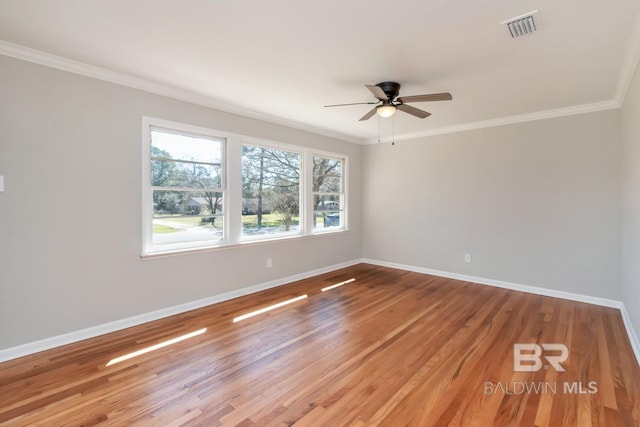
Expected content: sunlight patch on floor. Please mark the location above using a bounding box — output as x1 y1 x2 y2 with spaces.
106 328 207 367
232 295 308 323
321 278 356 292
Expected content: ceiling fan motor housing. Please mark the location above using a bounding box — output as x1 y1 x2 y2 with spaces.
376 81 401 101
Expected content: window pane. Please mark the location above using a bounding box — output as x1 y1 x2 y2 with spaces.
242 145 301 238
151 129 223 164
153 215 223 248
314 194 341 211
313 157 341 179
313 155 344 232
314 212 342 229
313 159 341 191
153 190 223 216
314 175 341 193
152 190 223 249
151 160 221 189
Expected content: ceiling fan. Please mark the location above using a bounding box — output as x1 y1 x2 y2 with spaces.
324 81 452 121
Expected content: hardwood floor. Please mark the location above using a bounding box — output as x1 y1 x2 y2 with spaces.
1 263 639 426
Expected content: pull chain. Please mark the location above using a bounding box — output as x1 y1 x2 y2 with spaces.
392 113 395 146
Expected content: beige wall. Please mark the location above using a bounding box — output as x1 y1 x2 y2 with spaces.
362 111 622 298
0 52 632 353
0 56 363 349
622 60 640 337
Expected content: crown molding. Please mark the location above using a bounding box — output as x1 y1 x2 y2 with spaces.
370 11 634 145
0 40 363 145
616 13 640 105
365 99 621 144
0 38 635 146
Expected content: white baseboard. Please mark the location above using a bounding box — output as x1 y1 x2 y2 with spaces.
0 259 361 363
619 303 640 365
362 258 640 366
3 258 638 368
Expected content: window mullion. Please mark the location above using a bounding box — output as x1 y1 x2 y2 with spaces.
226 138 242 244
151 157 222 167
303 151 314 235
151 186 222 192
342 158 348 230
142 117 153 253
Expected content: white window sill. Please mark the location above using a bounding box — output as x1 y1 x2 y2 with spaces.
140 228 351 260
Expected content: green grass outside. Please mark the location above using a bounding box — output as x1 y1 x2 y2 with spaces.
154 213 299 229
153 224 179 234
241 213 299 227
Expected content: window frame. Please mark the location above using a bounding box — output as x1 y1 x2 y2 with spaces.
142 117 349 257
311 153 347 233
239 141 304 242
142 118 228 255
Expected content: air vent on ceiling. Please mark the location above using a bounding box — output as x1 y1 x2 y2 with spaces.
502 10 539 38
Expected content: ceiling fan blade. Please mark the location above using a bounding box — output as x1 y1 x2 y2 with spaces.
397 92 452 103
397 103 431 119
365 85 388 101
359 107 378 121
324 101 379 107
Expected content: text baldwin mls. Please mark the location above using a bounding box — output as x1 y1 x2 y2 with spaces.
484 381 598 395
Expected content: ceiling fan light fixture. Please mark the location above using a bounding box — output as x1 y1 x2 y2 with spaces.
325 81 451 121
377 104 397 118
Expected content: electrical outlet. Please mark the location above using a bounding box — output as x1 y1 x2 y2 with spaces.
0 176 4 192
266 258 273 268
465 254 472 263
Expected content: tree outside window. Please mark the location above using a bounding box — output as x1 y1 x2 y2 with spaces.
242 145 301 237
150 128 224 250
313 155 344 230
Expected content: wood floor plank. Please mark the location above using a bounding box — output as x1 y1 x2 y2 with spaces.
0 263 638 426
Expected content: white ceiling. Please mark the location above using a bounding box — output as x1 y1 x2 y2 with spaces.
1 0 639 143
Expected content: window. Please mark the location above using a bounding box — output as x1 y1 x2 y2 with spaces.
144 125 225 253
313 155 344 231
142 117 348 256
242 145 301 239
